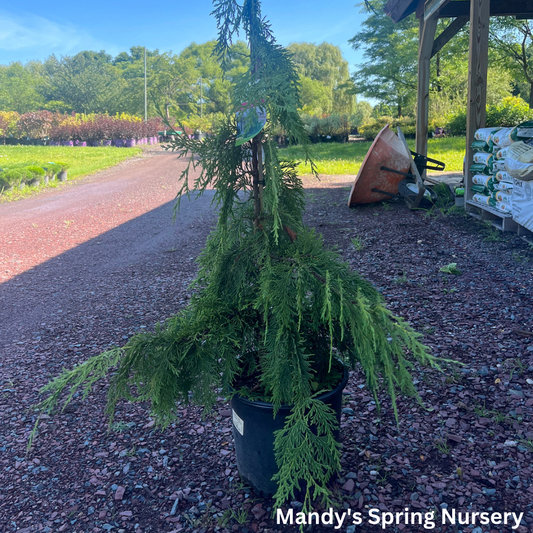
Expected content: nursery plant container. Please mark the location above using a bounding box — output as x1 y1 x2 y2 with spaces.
61 141 74 147
103 140 112 147
58 171 68 182
114 139 125 147
230 365 348 497
30 179 40 187
125 139 136 147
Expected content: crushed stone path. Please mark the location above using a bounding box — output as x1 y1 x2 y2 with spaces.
0 150 214 351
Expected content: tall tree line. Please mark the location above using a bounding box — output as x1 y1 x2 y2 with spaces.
0 41 357 120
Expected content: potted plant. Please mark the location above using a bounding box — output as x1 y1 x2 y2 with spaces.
0 169 21 192
26 165 45 187
35 0 440 514
55 162 70 182
43 163 62 182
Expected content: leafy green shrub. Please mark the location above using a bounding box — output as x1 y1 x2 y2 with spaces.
0 175 9 191
445 111 467 136
359 116 416 140
486 97 533 127
42 163 62 176
1 169 25 186
446 96 533 135
26 165 46 177
55 161 70 171
301 113 353 142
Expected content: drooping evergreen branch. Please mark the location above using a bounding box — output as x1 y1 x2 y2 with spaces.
33 0 444 519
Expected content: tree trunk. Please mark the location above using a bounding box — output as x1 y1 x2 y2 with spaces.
165 103 170 122
252 135 263 228
249 0 263 230
530 81 533 109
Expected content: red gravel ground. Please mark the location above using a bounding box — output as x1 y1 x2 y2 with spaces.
1 160 533 533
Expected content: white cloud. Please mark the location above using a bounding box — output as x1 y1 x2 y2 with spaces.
0 10 118 60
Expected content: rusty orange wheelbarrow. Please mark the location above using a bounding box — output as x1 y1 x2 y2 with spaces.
347 126 444 209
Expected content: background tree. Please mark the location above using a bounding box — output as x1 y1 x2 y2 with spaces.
287 42 355 114
490 18 533 107
0 62 45 113
350 0 418 117
148 53 198 121
41 51 126 114
351 0 515 122
179 40 249 116
113 46 162 117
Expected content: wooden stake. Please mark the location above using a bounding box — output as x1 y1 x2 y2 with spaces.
465 0 490 202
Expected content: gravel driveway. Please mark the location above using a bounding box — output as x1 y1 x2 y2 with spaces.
1 161 533 533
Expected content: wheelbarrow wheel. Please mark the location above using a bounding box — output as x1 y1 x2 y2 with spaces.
398 179 438 208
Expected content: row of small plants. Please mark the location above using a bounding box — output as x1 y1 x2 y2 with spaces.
0 111 181 145
0 161 69 193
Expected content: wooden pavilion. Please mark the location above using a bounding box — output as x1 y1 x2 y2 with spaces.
383 0 533 204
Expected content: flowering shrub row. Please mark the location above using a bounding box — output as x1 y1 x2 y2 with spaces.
0 111 168 143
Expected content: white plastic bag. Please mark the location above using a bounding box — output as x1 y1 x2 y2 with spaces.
504 141 533 180
492 127 516 148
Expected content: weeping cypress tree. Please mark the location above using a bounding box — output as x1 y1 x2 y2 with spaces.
35 0 441 513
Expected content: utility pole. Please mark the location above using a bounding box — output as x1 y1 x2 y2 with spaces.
144 47 147 122
200 77 203 119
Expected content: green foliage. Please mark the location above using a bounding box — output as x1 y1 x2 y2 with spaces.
486 96 533 126
54 161 70 171
446 96 533 135
0 62 46 113
434 439 451 455
41 52 127 114
351 237 364 251
350 0 418 117
359 116 416 139
301 113 354 142
0 169 24 187
439 263 461 275
26 165 45 177
273 398 341 509
35 0 442 515
287 42 355 115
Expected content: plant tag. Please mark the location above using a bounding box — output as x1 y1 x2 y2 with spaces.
232 410 244 436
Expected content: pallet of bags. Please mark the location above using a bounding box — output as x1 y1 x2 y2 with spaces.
512 178 533 231
505 140 533 181
471 191 513 214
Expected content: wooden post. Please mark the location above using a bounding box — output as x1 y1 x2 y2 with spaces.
415 13 438 179
465 0 490 203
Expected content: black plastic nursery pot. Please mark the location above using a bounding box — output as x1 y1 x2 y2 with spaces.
230 365 349 497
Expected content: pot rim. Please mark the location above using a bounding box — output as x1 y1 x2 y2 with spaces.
231 363 348 412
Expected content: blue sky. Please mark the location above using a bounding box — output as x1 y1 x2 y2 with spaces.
0 1 370 74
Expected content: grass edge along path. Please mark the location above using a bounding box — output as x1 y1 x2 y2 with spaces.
279 136 465 176
0 145 144 202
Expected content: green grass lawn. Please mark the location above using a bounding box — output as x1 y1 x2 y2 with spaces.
0 145 143 179
0 145 143 201
279 136 466 175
